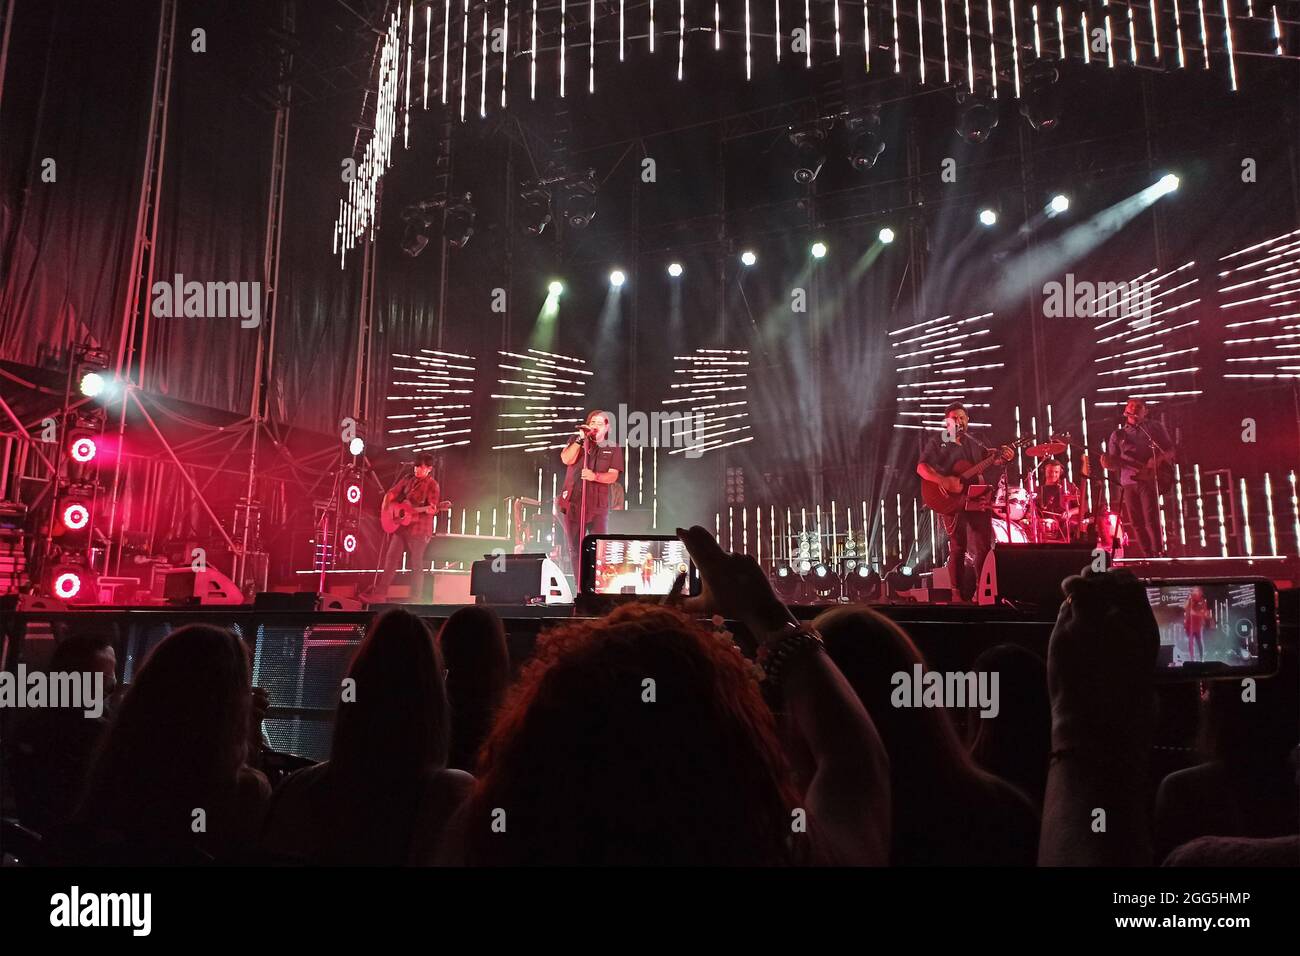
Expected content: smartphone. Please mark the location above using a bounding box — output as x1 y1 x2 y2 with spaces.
1143 578 1279 681
580 534 702 597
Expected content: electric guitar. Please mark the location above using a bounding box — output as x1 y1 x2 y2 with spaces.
1104 449 1175 491
380 498 452 534
920 436 1035 517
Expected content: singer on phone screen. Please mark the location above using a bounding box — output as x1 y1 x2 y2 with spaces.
367 451 442 603
559 410 624 576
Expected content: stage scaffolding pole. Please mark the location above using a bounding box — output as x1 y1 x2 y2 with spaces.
103 0 177 578
237 0 296 591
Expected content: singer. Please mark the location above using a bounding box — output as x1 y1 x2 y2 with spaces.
1101 398 1175 557
558 410 624 577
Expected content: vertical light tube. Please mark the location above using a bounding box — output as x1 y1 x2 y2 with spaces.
1173 0 1185 68
746 0 753 77
560 0 567 97
424 4 431 109
480 6 488 116
916 0 926 84
590 0 596 92
1215 474 1228 557
1196 0 1210 69
444 0 452 104
1175 463 1187 547
530 0 538 99
679 0 686 79
460 0 469 119
502 0 510 107
1081 10 1091 64
964 0 974 89
894 0 903 72
940 0 950 83
1194 464 1207 548
405 1 413 144
1149 0 1161 60
986 0 998 95
1221 0 1238 90
805 0 813 66
1239 478 1254 556
1264 474 1278 555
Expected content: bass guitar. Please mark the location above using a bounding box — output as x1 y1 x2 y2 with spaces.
920 436 1034 517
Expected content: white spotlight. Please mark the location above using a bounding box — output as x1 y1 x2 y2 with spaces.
1156 173 1180 194
740 250 757 266
810 241 828 259
1049 194 1070 214
348 437 365 456
979 208 998 226
667 262 684 277
609 269 626 287
878 227 896 244
548 280 564 295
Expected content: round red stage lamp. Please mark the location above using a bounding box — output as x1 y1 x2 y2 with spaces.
70 436 98 463
342 533 358 553
62 502 90 530
53 570 83 599
345 483 362 504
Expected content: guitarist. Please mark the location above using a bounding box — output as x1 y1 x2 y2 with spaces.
1100 398 1174 557
366 452 443 604
917 403 1012 602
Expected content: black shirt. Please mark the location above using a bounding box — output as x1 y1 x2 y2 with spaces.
1106 420 1174 487
919 431 999 482
562 439 625 514
1038 480 1078 514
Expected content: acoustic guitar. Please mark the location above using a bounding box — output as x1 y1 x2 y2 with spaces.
380 498 452 534
920 436 1035 517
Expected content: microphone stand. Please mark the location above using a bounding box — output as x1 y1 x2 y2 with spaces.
578 434 591 582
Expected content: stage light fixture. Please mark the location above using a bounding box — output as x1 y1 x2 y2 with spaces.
1156 173 1180 194
789 124 828 184
519 183 553 235
842 564 882 602
955 92 999 144
342 532 358 554
443 195 476 248
1048 194 1070 214
809 563 842 601
979 208 998 226
771 565 807 602
345 481 363 505
69 435 98 464
740 250 757 266
667 262 684 278
54 570 83 600
609 269 626 287
79 371 105 398
878 227 896 244
401 219 431 257
844 112 887 172
560 170 598 229
1019 61 1062 132
348 437 365 456
810 241 828 259
62 501 90 531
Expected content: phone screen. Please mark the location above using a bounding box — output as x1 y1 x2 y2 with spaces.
582 536 699 596
1143 579 1278 679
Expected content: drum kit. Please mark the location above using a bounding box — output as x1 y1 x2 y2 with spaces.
991 432 1126 548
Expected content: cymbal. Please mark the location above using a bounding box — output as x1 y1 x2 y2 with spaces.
1027 439 1067 457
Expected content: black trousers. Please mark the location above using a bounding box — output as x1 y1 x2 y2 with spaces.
373 530 432 602
562 505 609 580
944 509 994 601
1121 482 1163 556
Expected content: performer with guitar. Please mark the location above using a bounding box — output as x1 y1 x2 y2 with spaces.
917 403 1017 602
363 452 451 604
558 410 624 576
1100 398 1175 557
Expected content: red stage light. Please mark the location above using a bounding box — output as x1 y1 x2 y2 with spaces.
70 436 98 463
345 483 362 504
62 502 90 530
54 571 83 599
342 533 358 553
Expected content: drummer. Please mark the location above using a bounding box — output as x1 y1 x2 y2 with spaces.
1037 459 1080 525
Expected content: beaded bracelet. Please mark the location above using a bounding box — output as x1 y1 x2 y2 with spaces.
758 625 825 691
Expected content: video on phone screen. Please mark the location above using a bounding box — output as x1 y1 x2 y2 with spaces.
1145 582 1259 671
590 538 691 595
